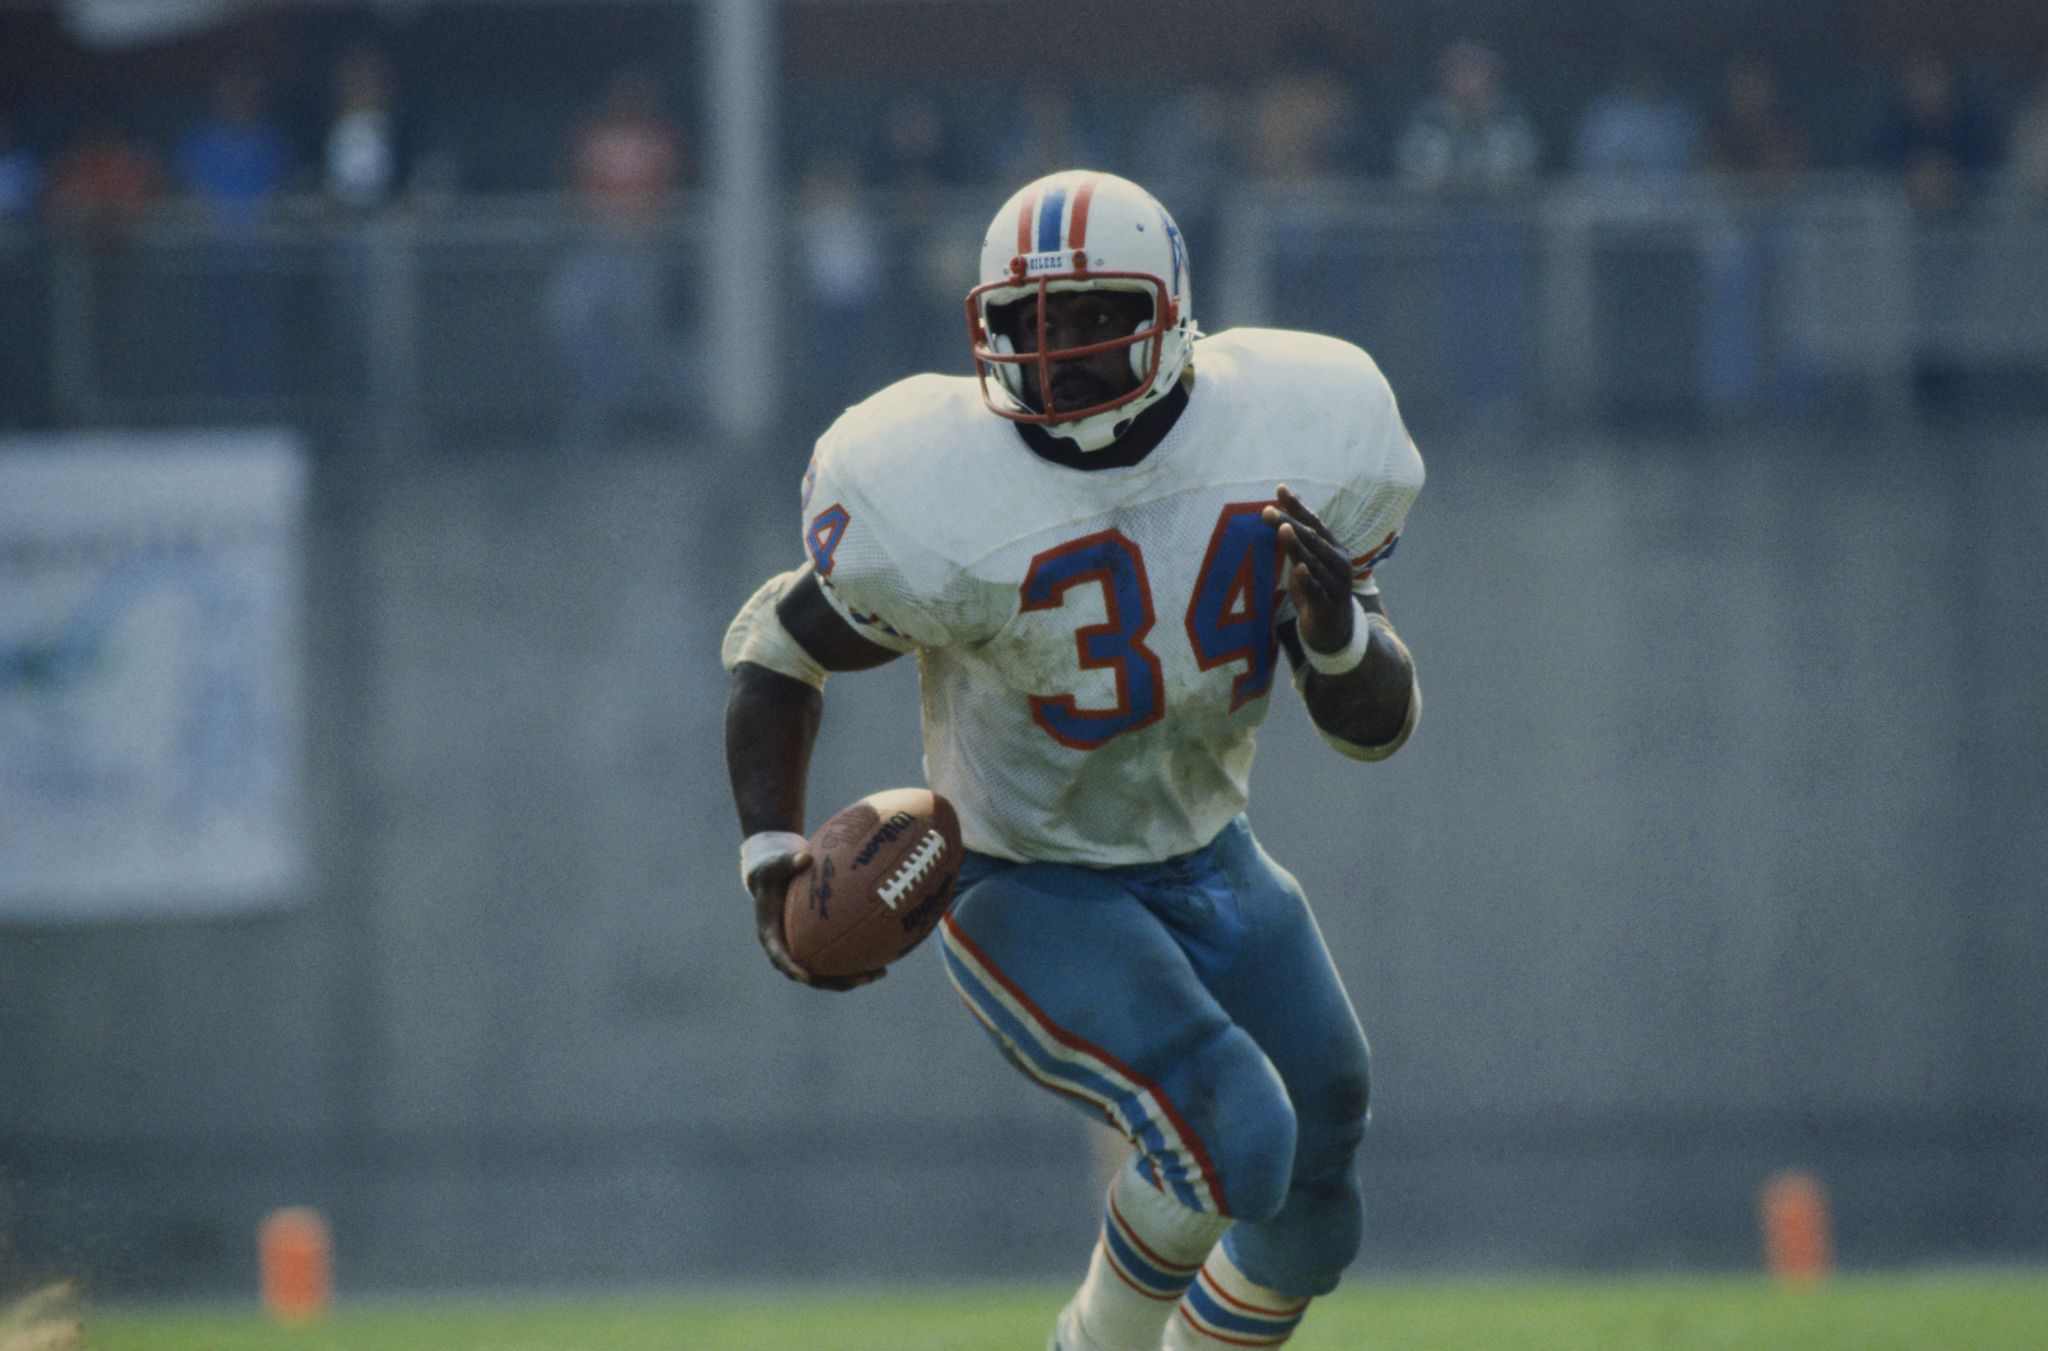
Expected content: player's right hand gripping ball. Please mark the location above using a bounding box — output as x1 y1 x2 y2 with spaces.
783 788 964 978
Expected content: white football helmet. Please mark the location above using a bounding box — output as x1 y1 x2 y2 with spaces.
966 170 1195 452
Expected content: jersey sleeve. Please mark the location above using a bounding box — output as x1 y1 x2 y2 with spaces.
799 431 1000 652
1324 394 1425 597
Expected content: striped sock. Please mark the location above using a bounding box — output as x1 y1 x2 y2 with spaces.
1165 1243 1310 1348
1056 1157 1231 1351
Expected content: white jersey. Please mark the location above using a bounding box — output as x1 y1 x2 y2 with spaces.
803 327 1424 866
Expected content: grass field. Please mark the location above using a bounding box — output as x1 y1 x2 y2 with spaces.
72 1271 2048 1351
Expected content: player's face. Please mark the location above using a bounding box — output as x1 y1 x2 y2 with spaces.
995 289 1152 418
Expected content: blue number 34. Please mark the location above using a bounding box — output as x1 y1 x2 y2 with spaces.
1019 503 1282 750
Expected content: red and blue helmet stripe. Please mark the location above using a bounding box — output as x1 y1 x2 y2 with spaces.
1016 174 1098 259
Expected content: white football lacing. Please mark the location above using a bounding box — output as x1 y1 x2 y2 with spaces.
877 831 946 910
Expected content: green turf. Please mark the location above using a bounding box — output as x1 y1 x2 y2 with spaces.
80 1272 2048 1351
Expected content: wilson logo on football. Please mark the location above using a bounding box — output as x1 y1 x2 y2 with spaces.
855 812 918 867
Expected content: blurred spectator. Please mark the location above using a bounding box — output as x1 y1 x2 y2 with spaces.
1571 61 1704 423
1876 54 1998 408
795 150 887 416
46 115 163 225
1698 63 1812 418
176 66 294 403
1703 60 1810 194
2009 58 2048 202
569 65 684 223
40 115 163 426
1396 41 1540 197
877 92 953 201
1573 61 1701 181
1876 53 1997 212
797 151 882 314
319 46 408 406
1398 42 1538 421
1134 82 1232 283
174 65 293 224
1136 83 1231 209
872 92 971 378
0 111 42 427
325 46 402 214
0 113 41 221
548 67 691 449
1244 69 1357 184
996 84 1109 186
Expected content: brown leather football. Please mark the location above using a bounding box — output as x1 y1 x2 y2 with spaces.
783 787 964 978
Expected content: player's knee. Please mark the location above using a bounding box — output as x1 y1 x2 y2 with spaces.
1244 1071 1368 1290
1199 1038 1297 1224
1293 1069 1369 1176
1290 1171 1368 1288
1215 1107 1295 1226
1221 1165 1365 1298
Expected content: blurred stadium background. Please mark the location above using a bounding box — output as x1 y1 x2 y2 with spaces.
0 0 2044 1318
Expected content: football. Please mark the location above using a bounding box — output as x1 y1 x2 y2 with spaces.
783 787 964 978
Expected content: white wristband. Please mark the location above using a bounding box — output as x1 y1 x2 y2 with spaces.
1304 597 1376 676
739 830 809 889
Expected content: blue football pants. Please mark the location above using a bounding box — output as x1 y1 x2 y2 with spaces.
937 815 1371 1297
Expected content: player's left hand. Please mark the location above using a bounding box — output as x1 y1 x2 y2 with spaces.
1264 484 1355 657
747 850 887 993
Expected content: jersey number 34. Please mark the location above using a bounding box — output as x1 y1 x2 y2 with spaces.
1019 503 1280 750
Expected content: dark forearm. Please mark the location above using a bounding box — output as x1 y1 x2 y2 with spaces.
724 661 825 836
1282 615 1417 751
1260 487 1419 758
723 569 903 838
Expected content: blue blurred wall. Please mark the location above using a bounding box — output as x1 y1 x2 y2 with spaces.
2 420 2042 1293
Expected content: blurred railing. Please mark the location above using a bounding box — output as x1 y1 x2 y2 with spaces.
1214 173 2048 424
1 203 722 444
1 177 2044 444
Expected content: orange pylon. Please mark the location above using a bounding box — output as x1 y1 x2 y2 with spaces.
259 1206 333 1322
1760 1170 1833 1286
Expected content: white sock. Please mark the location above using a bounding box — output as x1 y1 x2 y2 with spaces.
1054 1156 1231 1351
1165 1242 1310 1348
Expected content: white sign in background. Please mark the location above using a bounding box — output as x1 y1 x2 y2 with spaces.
0 431 307 919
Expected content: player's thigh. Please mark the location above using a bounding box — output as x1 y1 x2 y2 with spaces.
1204 822 1371 1169
939 855 1290 1214
941 856 1236 1086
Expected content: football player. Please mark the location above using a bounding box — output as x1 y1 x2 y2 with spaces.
723 170 1423 1351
